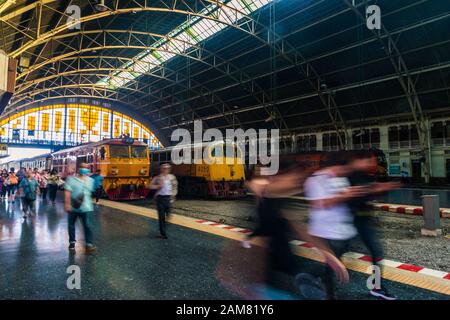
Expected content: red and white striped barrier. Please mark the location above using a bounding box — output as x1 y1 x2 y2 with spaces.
371 202 450 218
194 219 450 283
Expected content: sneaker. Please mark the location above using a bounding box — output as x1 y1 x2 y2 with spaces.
68 243 76 251
85 245 97 253
370 288 396 300
242 240 252 249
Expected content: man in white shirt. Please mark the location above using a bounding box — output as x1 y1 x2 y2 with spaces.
304 154 367 299
150 163 178 239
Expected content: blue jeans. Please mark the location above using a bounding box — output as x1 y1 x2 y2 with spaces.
68 211 94 245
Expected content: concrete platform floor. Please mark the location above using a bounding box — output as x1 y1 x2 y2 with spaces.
0 197 448 300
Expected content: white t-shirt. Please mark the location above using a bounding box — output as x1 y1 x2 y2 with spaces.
158 175 173 196
304 170 357 240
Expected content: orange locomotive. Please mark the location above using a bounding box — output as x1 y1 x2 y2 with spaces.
52 138 151 200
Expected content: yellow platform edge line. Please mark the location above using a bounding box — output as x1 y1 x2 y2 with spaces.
99 199 450 296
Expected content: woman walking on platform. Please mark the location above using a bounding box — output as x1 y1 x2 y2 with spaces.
19 170 39 219
7 168 19 203
39 170 49 200
47 169 61 205
149 163 178 239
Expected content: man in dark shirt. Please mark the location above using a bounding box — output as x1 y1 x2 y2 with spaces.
347 151 400 300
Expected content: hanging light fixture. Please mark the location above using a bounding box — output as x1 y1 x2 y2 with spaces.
48 63 57 73
95 0 111 12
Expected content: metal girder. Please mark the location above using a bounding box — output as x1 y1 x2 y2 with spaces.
8 29 245 128
1 0 256 58
140 3 449 122
11 73 214 131
10 54 243 130
2 1 287 131
11 28 281 130
10 83 240 133
157 58 450 129
343 0 432 182
0 0 16 14
15 29 210 79
4 0 442 140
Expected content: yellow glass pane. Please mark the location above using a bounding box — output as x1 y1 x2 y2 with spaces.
68 109 76 131
123 122 130 135
55 111 62 131
113 118 121 137
27 116 35 130
41 113 50 131
102 113 110 132
89 108 99 131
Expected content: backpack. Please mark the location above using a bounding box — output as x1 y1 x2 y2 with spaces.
22 179 37 201
8 174 18 185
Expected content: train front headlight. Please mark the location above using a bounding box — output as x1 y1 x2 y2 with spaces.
139 169 147 175
111 168 119 175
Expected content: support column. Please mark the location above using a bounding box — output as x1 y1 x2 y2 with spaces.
316 132 323 151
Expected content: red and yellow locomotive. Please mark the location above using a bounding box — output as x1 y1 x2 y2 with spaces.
52 138 151 200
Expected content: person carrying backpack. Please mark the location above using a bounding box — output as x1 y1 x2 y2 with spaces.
7 168 19 203
64 163 96 253
19 170 40 219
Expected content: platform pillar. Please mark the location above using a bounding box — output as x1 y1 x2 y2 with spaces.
421 195 441 237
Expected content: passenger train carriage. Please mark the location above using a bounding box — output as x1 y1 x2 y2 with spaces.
150 140 246 198
52 138 151 200
0 154 52 172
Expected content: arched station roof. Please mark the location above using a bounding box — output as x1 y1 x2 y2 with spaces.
0 0 448 146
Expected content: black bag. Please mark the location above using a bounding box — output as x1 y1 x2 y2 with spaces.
71 192 85 209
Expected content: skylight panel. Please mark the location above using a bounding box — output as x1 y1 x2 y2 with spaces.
97 0 273 89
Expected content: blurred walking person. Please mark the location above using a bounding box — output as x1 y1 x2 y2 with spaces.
64 163 96 253
38 169 49 200
304 153 365 299
244 162 349 299
149 163 177 239
47 169 60 205
7 168 19 203
18 170 40 219
0 169 8 200
16 167 26 183
347 151 400 300
90 169 104 204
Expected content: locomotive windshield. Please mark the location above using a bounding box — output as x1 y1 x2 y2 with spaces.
131 146 147 158
110 145 129 158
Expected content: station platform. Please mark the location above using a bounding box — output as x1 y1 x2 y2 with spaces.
0 197 449 300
